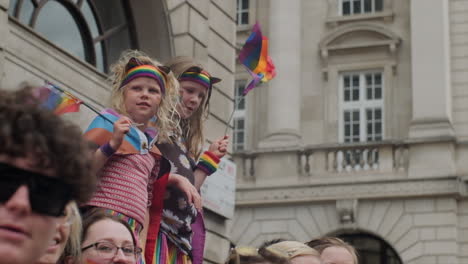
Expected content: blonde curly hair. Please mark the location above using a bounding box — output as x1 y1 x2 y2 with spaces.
109 50 180 143
59 202 82 263
164 56 213 159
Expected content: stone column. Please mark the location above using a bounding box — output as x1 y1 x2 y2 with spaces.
408 0 455 178
409 0 453 139
0 0 9 86
259 0 301 148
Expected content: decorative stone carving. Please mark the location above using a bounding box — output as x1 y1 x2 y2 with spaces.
318 23 401 80
336 199 358 224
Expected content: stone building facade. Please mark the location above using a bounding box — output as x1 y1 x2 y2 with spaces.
231 0 468 263
0 0 236 263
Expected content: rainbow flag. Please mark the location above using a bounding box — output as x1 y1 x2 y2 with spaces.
84 108 159 155
238 22 276 95
35 83 82 115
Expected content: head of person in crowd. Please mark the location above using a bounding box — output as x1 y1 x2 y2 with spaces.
259 238 287 250
260 241 322 264
110 49 180 142
36 202 82 264
226 246 289 264
306 237 358 264
79 210 142 264
0 86 95 264
165 56 222 158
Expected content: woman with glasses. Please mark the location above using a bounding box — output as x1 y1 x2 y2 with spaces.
79 210 142 264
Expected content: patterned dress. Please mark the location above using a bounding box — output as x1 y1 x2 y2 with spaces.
152 137 197 264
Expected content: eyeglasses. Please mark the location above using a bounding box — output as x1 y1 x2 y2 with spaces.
82 241 142 260
0 162 72 217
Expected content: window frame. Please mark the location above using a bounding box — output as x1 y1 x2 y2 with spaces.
339 0 383 16
339 70 384 143
233 117 246 151
7 0 137 73
236 0 250 25
233 79 247 151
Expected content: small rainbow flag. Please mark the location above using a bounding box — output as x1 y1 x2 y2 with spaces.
84 108 159 155
238 22 276 95
35 83 82 115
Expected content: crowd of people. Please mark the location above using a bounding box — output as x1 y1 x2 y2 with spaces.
0 49 358 264
226 237 357 264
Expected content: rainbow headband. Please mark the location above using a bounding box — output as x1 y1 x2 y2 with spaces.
120 65 166 94
179 70 212 89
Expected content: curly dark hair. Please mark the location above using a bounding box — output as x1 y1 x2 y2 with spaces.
0 86 96 203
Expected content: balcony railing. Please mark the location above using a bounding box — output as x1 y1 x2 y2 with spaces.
300 141 409 175
234 141 409 180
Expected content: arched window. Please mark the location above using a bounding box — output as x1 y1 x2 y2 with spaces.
338 232 402 264
8 0 137 73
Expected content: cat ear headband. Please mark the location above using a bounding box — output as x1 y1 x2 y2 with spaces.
120 57 171 94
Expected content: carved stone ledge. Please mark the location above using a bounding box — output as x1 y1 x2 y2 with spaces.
325 11 394 26
236 177 460 206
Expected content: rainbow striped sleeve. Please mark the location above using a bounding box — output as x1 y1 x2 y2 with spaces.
196 151 220 175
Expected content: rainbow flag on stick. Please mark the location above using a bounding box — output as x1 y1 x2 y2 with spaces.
34 83 143 144
238 22 276 95
224 23 276 134
35 83 82 115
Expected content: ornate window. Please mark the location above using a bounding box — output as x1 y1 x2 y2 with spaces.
340 71 383 143
236 0 249 25
233 80 247 151
340 0 383 16
338 232 402 264
8 0 136 73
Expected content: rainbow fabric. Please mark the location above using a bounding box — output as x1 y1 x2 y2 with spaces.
179 70 211 89
35 83 82 115
152 232 191 264
121 65 167 94
105 209 143 242
83 108 159 155
196 151 220 175
238 22 276 95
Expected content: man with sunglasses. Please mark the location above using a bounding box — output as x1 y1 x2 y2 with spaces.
0 87 96 264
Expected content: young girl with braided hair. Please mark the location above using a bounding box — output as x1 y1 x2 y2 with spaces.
145 56 229 264
83 51 201 261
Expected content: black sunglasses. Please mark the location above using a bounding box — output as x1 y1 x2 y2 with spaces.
0 162 73 217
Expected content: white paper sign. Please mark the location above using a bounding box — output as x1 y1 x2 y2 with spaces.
200 158 236 218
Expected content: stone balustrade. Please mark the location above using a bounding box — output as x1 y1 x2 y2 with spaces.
234 141 409 181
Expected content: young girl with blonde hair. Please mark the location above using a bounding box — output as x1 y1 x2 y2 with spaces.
145 56 229 264
83 51 201 263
